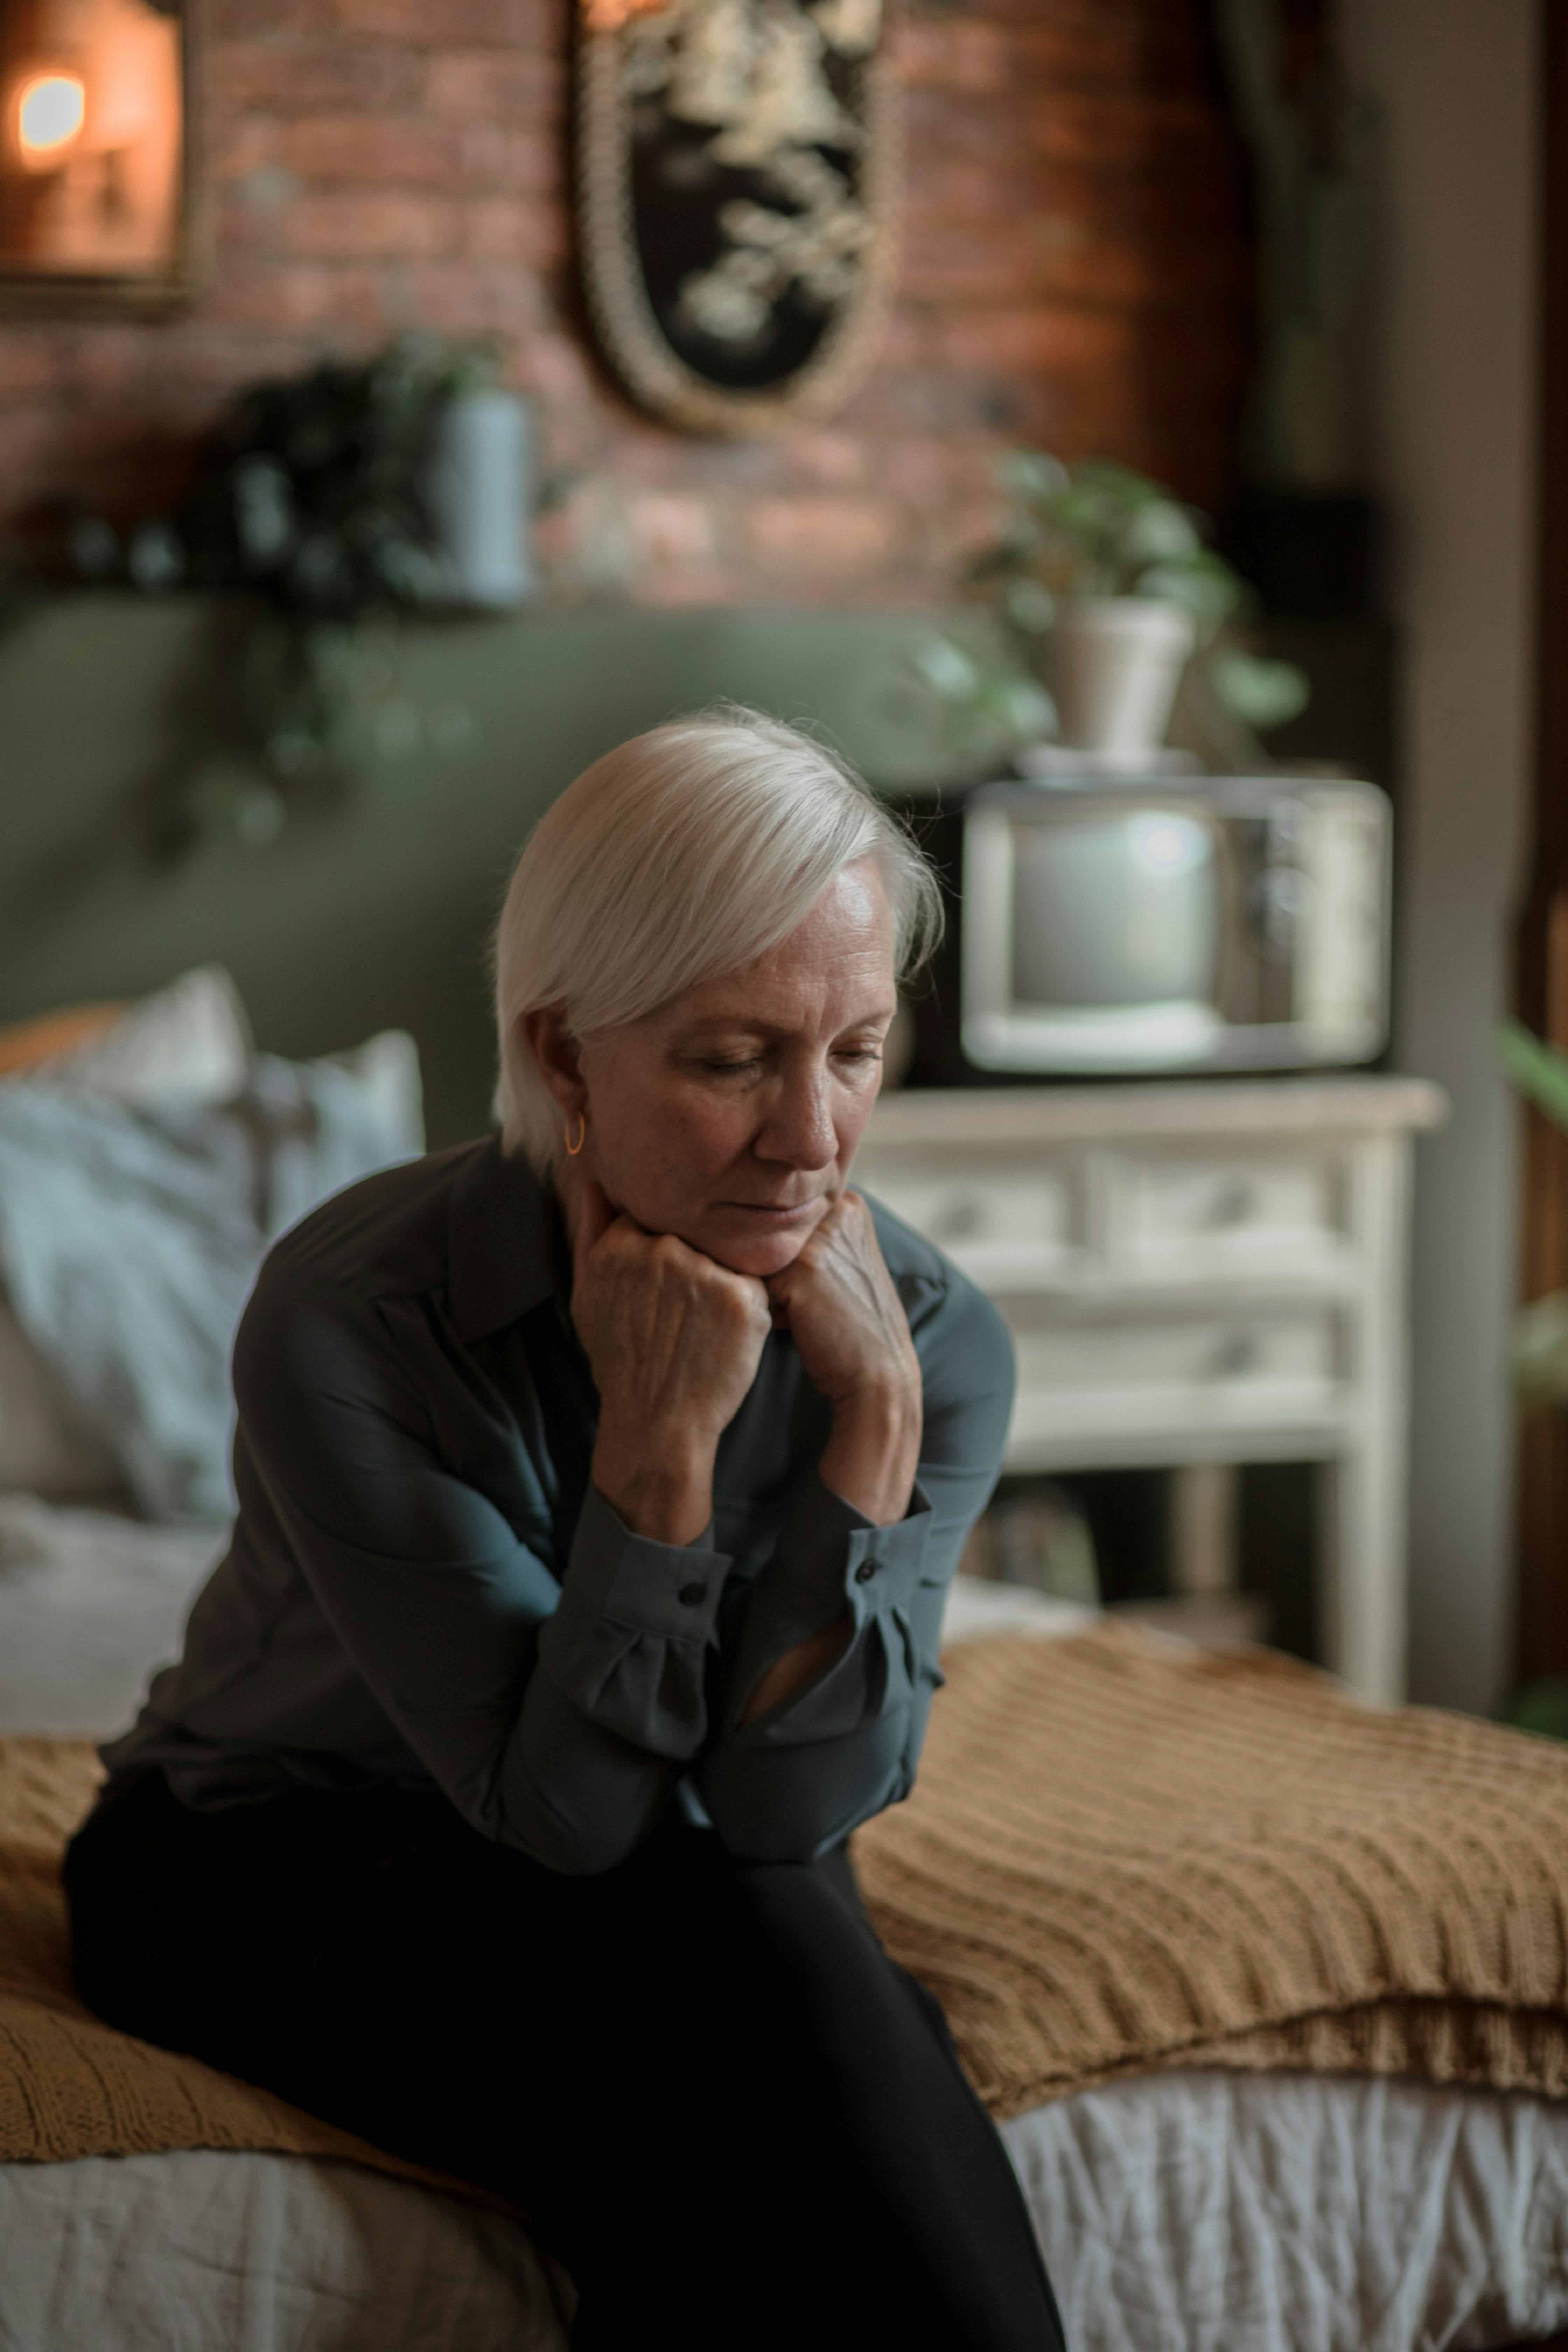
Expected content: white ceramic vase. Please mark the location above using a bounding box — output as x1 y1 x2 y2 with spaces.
1041 596 1196 764
425 389 535 608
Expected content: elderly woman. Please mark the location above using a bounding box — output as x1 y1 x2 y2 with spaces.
65 713 1066 2350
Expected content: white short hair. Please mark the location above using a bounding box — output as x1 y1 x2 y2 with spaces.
492 707 942 1175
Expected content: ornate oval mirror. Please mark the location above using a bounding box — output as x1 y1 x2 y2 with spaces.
0 0 200 311
577 0 901 435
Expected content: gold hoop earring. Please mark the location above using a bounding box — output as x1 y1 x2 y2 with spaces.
564 1113 586 1158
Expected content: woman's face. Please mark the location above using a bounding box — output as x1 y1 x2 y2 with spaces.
552 857 898 1278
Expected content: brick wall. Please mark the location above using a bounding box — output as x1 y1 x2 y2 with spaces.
0 0 1255 606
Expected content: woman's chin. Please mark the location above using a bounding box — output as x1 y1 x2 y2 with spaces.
710 1236 810 1280
699 1213 818 1280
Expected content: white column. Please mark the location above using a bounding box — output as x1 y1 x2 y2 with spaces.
1324 1132 1413 1702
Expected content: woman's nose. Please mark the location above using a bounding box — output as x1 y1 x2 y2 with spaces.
756 1072 838 1172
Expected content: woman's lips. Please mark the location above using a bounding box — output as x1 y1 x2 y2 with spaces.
719 1199 820 1222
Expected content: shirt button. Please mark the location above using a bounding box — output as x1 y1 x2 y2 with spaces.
855 1561 875 1584
678 1582 707 1608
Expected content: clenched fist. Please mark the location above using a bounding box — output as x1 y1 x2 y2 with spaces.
764 1191 919 1412
766 1192 922 1529
570 1176 771 1545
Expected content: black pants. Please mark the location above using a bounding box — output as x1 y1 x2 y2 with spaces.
65 1773 1066 2351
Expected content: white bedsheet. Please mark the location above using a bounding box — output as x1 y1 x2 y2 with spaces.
0 2150 573 2352
1006 2068 1568 2352
2 2070 1566 2351
0 1494 224 1737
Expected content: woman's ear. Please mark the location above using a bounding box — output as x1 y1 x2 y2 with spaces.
519 1007 585 1119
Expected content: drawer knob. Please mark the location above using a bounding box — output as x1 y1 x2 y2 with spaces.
1212 1332 1259 1376
1211 1182 1254 1228
935 1192 986 1240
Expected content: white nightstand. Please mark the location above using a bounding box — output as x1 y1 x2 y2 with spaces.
858 1077 1448 1702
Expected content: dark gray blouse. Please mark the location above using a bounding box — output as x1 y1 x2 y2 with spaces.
104 1138 1015 1874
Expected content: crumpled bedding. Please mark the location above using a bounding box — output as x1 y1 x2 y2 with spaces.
1003 2067 1568 2352
2 2068 1566 2352
0 1497 225 1736
0 2150 574 2352
0 1035 422 1519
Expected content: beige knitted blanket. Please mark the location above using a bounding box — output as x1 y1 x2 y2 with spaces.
853 1625 1568 2119
4 1623 1568 2170
0 1740 458 2182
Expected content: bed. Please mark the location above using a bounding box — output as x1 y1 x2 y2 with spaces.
4 2028 1568 2352
3 978 1568 2352
1 1502 1567 2352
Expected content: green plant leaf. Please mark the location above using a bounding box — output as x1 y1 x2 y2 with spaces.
996 449 1070 504
988 676 1056 740
1208 649 1311 730
1003 577 1056 634
1506 1676 1568 1741
232 454 295 568
1136 553 1242 622
1050 482 1122 544
1513 1288 1568 1401
1115 500 1202 569
1072 458 1167 506
126 521 185 593
1498 1021 1568 1134
909 634 981 702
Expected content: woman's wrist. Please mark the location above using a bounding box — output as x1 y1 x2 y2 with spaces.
592 1421 717 1548
819 1378 922 1528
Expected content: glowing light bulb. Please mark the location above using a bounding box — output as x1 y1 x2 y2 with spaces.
16 72 86 162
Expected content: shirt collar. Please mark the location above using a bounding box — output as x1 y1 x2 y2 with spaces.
447 1136 569 1343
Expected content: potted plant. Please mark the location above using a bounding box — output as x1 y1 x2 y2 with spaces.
64 336 533 850
964 451 1307 765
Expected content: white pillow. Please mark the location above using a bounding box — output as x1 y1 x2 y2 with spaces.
0 967 428 1514
941 1575 1098 1647
23 966 254 1105
0 967 256 1501
0 1016 425 1519
0 1298 123 1501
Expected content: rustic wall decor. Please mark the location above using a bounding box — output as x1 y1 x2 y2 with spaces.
0 0 205 314
576 0 902 435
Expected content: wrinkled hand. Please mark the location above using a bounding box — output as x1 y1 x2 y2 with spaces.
765 1192 922 1527
570 1177 771 1545
764 1191 919 1412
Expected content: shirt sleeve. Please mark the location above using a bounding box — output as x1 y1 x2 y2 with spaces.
231 1274 732 1876
695 1273 1015 1863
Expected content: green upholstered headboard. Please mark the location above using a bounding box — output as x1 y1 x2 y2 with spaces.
0 597 979 1145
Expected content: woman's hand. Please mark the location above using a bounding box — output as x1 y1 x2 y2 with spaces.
736 1194 921 1726
765 1192 922 1528
570 1177 772 1546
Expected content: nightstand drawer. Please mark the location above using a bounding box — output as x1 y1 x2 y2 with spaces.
1010 1309 1336 1392
860 1160 1075 1269
1106 1151 1343 1271
1002 1305 1344 1468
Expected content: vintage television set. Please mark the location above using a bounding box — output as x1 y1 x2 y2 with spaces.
906 776 1392 1083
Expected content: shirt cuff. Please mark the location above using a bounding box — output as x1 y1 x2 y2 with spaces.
716 1473 935 1738
533 1483 732 1759
764 1470 934 1642
556 1480 730 1645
